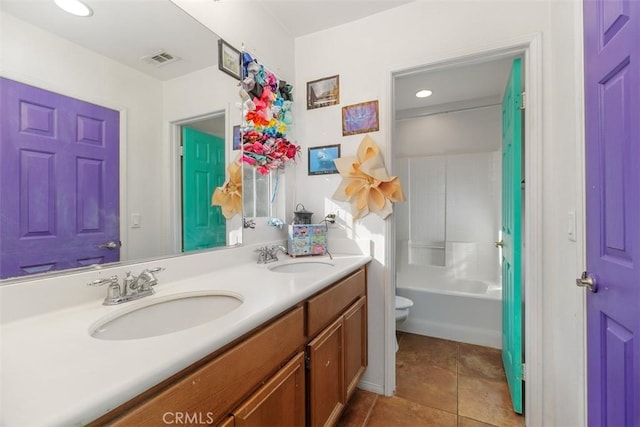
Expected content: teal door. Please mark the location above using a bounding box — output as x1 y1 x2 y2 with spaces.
182 127 226 252
500 58 523 414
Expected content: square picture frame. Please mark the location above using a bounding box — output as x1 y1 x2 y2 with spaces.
342 100 379 136
308 144 341 175
306 75 340 110
218 39 241 80
232 125 241 150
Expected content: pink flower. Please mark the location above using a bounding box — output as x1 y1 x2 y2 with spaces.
241 155 256 165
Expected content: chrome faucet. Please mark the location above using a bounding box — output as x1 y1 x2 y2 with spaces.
88 267 164 305
256 245 288 264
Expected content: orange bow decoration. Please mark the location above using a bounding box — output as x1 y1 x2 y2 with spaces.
211 161 243 219
332 135 404 219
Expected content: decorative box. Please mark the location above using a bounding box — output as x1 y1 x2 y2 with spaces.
287 224 327 257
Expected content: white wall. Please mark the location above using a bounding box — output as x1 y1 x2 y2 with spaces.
294 1 585 425
395 105 501 157
171 0 294 83
172 0 296 246
162 66 244 250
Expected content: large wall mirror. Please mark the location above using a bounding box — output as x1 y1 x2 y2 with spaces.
0 0 244 281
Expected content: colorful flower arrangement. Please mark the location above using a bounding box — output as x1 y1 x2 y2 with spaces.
240 52 300 175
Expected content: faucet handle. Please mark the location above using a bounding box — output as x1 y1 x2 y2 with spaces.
88 276 122 304
88 275 119 287
148 267 165 274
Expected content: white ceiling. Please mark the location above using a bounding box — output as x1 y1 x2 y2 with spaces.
0 0 220 81
256 0 414 38
2 0 513 111
394 57 516 114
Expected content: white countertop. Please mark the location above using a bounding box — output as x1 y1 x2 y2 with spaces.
0 251 370 426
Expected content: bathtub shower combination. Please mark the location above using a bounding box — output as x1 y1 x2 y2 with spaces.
394 152 503 349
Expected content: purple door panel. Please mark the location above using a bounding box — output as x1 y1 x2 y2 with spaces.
0 78 120 279
584 0 640 425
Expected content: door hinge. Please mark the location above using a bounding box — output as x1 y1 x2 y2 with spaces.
519 91 526 110
179 145 184 157
305 354 310 370
522 363 526 381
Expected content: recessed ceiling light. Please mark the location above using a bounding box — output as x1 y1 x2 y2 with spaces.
54 0 93 17
415 89 433 98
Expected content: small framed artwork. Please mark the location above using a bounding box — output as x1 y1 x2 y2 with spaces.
306 75 340 110
218 39 241 80
308 144 341 175
342 100 379 136
232 125 241 150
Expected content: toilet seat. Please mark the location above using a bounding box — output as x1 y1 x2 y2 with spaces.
395 295 414 310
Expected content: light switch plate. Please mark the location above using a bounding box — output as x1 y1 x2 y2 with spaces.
132 213 141 228
567 211 576 241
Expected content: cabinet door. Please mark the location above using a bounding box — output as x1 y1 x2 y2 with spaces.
217 416 234 427
233 352 305 427
308 317 344 427
343 296 367 401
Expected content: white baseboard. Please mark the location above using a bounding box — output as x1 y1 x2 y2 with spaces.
357 380 385 396
399 318 502 349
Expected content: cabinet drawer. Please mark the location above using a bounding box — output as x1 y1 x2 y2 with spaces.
306 267 365 338
110 306 305 426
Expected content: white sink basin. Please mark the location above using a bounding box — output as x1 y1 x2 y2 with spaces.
90 292 243 340
269 261 334 273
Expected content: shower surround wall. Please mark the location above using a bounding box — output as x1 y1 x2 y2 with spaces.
395 151 502 348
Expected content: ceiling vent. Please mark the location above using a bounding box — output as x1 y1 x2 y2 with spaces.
141 51 181 67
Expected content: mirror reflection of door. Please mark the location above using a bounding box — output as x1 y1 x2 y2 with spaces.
181 123 226 252
0 78 120 279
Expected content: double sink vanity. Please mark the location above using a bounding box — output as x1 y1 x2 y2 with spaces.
0 241 371 426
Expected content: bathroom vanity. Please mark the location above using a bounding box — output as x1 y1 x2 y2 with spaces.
0 243 370 426
92 267 367 426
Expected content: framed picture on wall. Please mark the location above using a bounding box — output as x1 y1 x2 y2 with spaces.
342 100 379 136
232 125 241 150
308 144 341 175
306 75 340 109
218 39 241 80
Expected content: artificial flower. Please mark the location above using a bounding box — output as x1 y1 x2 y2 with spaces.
211 161 243 219
332 135 405 219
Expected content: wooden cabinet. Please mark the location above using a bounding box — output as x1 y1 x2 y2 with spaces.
93 307 305 426
307 268 367 427
91 266 367 427
233 352 306 427
343 295 367 401
308 317 345 427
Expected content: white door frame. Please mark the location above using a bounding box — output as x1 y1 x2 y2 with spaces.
383 33 544 426
168 109 228 254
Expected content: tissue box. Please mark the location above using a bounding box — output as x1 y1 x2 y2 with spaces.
287 224 327 257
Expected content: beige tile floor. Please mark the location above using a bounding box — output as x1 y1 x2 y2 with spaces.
338 332 525 427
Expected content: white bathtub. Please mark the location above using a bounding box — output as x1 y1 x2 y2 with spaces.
396 274 502 349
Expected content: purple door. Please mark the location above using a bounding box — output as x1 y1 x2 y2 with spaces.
584 1 640 425
0 78 120 279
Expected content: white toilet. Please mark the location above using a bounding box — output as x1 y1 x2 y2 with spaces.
395 295 414 351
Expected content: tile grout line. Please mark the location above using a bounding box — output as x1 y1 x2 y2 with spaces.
361 394 378 427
